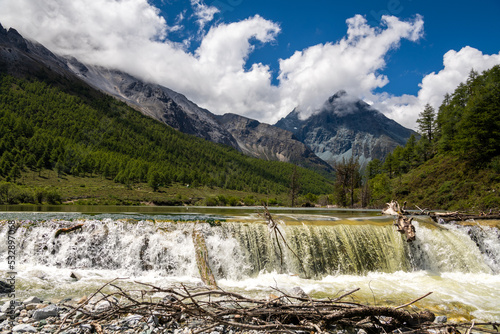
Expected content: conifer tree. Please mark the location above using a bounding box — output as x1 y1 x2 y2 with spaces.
417 104 436 142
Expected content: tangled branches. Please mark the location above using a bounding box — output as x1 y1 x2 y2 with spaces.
53 279 498 334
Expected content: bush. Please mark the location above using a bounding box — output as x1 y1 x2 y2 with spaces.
46 190 62 204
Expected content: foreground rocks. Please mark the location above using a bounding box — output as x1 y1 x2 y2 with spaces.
0 293 455 334
0 295 293 334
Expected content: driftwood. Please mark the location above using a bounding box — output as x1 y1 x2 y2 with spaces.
260 204 309 277
54 224 84 238
55 280 500 334
54 279 437 334
382 200 409 216
394 215 416 242
383 201 416 242
192 229 218 289
415 206 500 223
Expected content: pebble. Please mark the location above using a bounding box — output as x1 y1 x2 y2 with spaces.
23 297 42 305
12 324 37 333
0 295 450 334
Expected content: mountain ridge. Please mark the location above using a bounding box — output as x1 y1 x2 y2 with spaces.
275 91 416 166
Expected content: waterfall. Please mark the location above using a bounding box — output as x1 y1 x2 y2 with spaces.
2 218 499 279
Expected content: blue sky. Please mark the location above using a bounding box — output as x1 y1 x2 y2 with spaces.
155 0 500 96
1 0 499 128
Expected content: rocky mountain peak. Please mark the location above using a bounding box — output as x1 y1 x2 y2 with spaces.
327 89 348 103
275 92 415 166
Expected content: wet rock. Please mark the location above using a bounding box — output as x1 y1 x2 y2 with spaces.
22 297 42 305
32 304 59 321
434 315 447 324
0 281 13 294
1 300 20 312
70 272 82 281
12 324 37 333
94 300 112 313
289 287 308 299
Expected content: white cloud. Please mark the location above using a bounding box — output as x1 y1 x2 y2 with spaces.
190 0 219 31
277 14 424 121
3 0 497 131
374 46 500 129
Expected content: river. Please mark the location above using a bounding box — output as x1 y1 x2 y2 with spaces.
1 206 499 322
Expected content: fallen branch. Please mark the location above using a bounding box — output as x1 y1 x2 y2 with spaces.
54 224 84 238
260 204 309 277
56 282 446 334
192 228 218 289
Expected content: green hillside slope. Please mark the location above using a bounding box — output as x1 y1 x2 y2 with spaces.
367 65 500 210
0 73 334 205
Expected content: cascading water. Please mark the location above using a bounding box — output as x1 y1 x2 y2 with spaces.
1 212 499 322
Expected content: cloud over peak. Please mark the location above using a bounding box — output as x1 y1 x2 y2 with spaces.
277 14 424 120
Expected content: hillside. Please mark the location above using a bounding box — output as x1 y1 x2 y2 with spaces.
0 72 334 205
0 22 335 177
367 66 500 210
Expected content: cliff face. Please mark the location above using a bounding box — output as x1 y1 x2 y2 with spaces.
65 62 239 148
275 91 416 166
216 113 334 173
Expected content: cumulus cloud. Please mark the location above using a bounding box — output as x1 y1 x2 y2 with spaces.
277 14 424 120
2 0 497 129
374 46 500 129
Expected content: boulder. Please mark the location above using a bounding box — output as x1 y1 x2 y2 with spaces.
32 304 59 320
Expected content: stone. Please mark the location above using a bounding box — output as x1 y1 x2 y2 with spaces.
74 311 84 320
32 304 59 321
434 315 447 324
289 287 308 299
12 324 37 333
123 314 143 326
94 301 111 313
25 304 38 311
22 297 42 305
70 272 82 281
1 300 20 312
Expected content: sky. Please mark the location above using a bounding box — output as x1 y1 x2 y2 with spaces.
0 0 499 129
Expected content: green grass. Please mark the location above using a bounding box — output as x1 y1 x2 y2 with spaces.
15 169 288 206
391 155 500 211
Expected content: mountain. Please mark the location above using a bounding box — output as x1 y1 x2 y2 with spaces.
275 91 416 166
65 62 335 174
65 61 239 148
0 22 332 175
215 113 334 174
0 22 335 204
